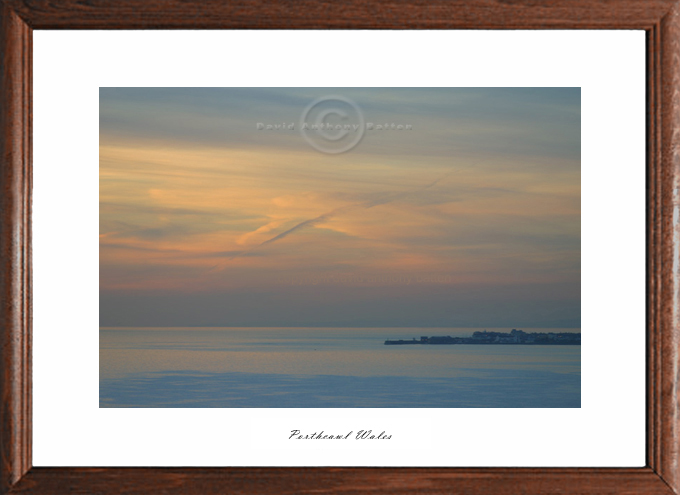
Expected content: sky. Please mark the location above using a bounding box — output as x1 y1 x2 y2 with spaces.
99 88 580 328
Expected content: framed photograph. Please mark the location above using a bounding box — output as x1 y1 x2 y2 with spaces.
98 86 582 411
1 1 677 494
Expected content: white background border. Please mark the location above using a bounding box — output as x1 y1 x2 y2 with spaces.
32 30 645 467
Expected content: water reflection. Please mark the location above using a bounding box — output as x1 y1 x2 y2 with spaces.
100 328 580 408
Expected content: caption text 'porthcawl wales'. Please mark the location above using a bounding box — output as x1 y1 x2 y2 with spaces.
289 430 392 440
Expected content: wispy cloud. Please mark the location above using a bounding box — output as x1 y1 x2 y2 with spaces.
100 88 580 328
236 219 287 246
210 172 458 272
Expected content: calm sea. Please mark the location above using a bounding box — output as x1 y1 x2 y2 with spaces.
99 327 580 408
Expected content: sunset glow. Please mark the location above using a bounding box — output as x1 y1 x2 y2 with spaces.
100 88 580 328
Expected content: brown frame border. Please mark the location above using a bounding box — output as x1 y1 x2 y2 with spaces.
1 1 678 493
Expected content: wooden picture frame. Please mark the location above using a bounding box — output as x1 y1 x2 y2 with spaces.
0 1 677 493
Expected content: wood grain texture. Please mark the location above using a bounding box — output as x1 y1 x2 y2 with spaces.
1 0 677 29
649 18 664 481
1 0 679 494
658 1 680 490
5 468 677 495
0 2 30 493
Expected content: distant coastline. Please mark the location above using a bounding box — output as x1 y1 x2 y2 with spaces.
385 329 581 346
